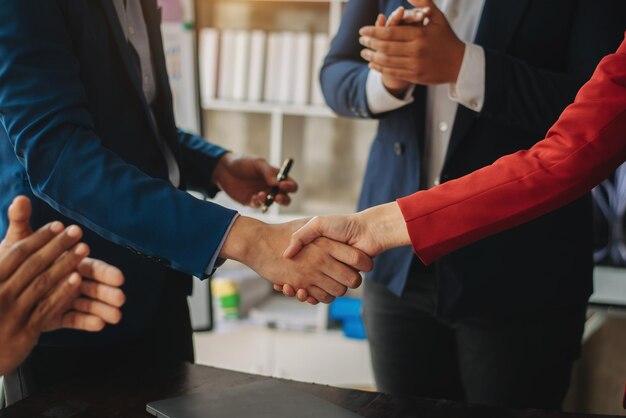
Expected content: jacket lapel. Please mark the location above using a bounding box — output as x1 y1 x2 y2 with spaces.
99 0 149 113
442 0 530 169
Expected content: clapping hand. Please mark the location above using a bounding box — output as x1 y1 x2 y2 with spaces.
359 0 465 88
0 196 125 375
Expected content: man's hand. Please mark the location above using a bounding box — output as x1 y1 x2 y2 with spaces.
0 196 125 375
360 0 464 86
212 152 298 208
219 216 373 305
371 6 430 98
278 203 411 304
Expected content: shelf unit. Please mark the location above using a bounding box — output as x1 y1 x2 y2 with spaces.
194 0 376 218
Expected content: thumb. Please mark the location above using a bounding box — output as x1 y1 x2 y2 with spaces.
282 217 323 259
5 195 33 244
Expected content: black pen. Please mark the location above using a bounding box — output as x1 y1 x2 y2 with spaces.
262 158 294 214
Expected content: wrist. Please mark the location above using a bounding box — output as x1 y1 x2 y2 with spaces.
358 202 410 253
211 151 234 185
382 77 412 99
219 216 265 263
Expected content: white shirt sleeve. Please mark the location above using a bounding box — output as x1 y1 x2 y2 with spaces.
205 213 240 275
366 69 415 115
449 43 485 113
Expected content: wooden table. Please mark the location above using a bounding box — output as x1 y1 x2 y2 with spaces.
0 363 622 418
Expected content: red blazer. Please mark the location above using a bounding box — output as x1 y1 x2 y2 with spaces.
398 34 626 267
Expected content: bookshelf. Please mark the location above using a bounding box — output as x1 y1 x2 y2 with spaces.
194 0 377 219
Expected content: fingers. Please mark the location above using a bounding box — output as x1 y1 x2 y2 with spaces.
9 225 83 296
361 49 415 68
359 36 413 56
61 310 106 332
317 237 373 274
5 196 33 244
386 6 405 27
27 272 82 333
259 161 299 193
73 297 122 325
77 258 125 287
273 193 292 207
310 271 348 297
403 7 431 26
18 242 89 310
277 177 298 194
80 279 126 308
375 13 386 27
281 283 296 297
0 221 64 282
305 285 335 304
283 218 323 259
359 25 423 42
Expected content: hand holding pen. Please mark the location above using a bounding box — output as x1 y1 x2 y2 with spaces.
262 158 294 213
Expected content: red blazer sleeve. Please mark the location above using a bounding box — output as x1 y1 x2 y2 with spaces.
397 34 626 266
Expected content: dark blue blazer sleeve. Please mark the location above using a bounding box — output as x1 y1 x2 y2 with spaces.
177 128 227 197
480 0 626 134
0 1 237 278
321 0 381 119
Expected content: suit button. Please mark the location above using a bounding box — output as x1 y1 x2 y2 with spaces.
394 142 405 156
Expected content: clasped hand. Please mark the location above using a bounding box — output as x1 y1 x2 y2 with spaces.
359 0 465 97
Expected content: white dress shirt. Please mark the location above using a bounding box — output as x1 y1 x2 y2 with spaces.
366 0 486 188
113 0 181 188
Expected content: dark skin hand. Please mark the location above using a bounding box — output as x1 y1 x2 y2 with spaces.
212 152 298 209
0 196 125 375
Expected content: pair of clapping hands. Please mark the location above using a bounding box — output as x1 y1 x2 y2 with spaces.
0 197 125 375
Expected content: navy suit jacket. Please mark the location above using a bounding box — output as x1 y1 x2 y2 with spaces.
0 0 237 345
322 0 626 318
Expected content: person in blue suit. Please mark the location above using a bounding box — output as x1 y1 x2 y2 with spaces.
320 0 626 410
0 0 371 403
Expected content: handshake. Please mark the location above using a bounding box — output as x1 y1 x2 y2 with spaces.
212 153 412 306
217 202 409 306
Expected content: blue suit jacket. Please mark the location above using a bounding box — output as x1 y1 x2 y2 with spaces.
322 0 626 318
0 0 237 345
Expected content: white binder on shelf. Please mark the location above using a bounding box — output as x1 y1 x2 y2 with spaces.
232 30 251 101
247 30 267 102
278 31 297 104
264 32 282 103
198 27 219 107
218 29 237 100
311 33 330 106
293 32 312 106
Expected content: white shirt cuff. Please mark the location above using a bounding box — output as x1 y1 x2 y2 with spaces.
366 69 415 115
205 213 240 275
449 43 485 113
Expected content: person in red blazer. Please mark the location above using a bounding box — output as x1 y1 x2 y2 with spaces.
281 33 626 409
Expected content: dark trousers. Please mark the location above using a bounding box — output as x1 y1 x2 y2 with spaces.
363 265 587 410
4 275 194 405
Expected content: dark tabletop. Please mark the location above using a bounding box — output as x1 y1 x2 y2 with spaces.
0 363 622 418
